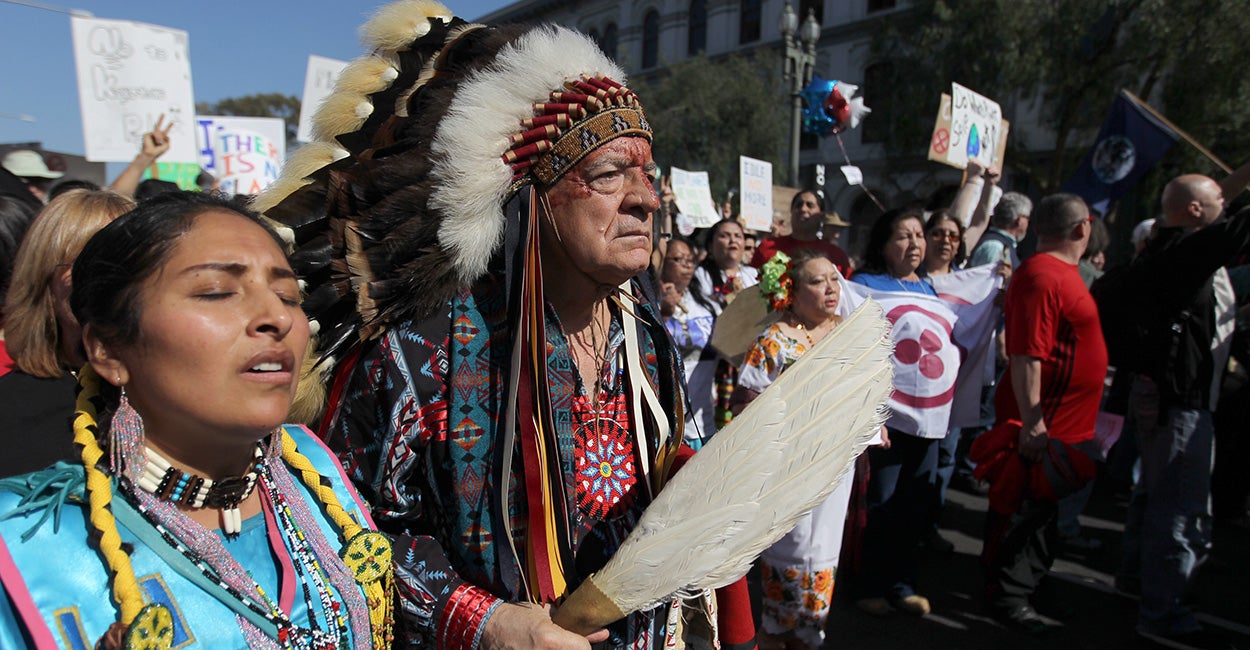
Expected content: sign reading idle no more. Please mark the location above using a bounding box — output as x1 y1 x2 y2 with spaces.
928 91 1010 171
739 155 773 233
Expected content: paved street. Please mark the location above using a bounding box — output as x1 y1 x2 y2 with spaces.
748 477 1250 649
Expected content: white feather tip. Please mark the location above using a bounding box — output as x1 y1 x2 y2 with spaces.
360 0 452 52
312 93 373 141
336 56 400 96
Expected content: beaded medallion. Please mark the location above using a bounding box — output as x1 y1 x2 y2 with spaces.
125 603 174 650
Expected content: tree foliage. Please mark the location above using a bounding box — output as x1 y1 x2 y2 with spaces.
871 0 1250 192
631 53 788 201
196 93 302 148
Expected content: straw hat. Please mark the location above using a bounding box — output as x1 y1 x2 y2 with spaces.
823 211 850 227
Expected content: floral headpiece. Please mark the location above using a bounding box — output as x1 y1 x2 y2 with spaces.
758 251 793 312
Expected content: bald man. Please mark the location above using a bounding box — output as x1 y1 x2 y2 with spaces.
1160 174 1226 229
1118 172 1248 646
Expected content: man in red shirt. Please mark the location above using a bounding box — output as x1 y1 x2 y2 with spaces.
752 189 852 277
983 193 1108 633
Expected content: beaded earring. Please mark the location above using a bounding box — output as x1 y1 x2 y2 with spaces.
110 382 146 481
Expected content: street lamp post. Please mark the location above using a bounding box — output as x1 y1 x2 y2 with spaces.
779 1 821 188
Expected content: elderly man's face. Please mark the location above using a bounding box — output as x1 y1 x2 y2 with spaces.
543 137 659 285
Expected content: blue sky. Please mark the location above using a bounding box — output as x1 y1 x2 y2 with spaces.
0 0 512 158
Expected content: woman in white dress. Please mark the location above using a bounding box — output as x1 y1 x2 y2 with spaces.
734 248 849 649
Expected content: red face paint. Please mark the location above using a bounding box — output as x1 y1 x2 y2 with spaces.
545 136 656 209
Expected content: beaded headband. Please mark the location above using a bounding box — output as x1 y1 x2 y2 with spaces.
504 76 652 185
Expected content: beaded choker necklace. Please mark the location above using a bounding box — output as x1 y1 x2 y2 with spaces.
136 444 262 535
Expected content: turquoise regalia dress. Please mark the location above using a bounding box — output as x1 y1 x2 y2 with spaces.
0 425 377 649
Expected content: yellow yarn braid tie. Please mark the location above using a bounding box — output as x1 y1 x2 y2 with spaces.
72 367 147 629
280 430 395 649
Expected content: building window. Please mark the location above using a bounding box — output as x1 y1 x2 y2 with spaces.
642 10 660 68
860 62 891 143
868 0 896 13
799 0 823 26
688 0 707 56
739 0 761 44
602 23 618 59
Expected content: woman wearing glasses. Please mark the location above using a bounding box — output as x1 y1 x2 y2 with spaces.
920 210 968 277
660 237 719 449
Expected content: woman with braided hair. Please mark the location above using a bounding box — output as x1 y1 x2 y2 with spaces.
0 192 393 649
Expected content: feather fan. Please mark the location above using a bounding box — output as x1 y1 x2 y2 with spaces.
552 299 894 633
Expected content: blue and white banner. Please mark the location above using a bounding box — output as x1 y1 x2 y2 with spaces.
1062 91 1179 214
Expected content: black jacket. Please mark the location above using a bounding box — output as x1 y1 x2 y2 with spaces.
1137 206 1250 410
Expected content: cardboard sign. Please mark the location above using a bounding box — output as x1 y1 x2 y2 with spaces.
70 16 197 163
195 116 286 196
929 93 1010 171
739 155 773 233
297 55 349 143
670 167 719 227
949 83 1002 168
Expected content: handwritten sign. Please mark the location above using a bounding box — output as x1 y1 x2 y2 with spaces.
739 156 773 232
71 16 197 163
196 116 286 196
670 167 719 228
297 55 350 143
948 83 1001 169
929 92 1011 171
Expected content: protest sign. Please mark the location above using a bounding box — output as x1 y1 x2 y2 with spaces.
929 92 1010 171
143 162 200 191
670 167 719 227
71 16 197 163
948 83 1002 169
297 55 349 143
739 155 773 232
195 116 286 196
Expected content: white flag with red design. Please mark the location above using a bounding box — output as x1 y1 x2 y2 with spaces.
927 265 1003 428
838 265 1000 437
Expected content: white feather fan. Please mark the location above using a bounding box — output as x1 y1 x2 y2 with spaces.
553 299 894 632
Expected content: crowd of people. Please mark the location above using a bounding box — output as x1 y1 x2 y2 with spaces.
0 2 1245 649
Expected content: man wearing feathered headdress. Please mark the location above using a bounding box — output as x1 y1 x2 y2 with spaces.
256 2 755 647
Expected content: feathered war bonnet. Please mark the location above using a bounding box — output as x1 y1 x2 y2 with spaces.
257 0 653 419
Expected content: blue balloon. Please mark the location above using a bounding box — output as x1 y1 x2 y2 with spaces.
800 75 838 137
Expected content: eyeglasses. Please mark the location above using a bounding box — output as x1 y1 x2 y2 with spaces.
928 231 960 243
667 256 696 266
